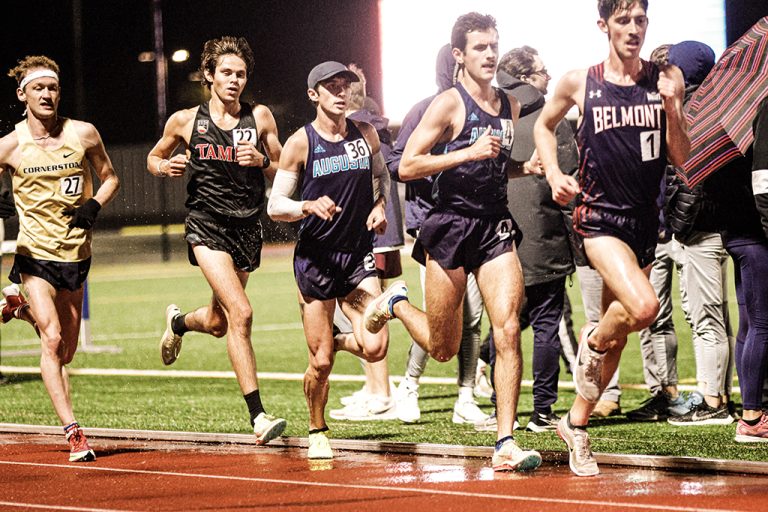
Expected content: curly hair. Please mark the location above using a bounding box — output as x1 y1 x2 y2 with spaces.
451 12 497 53
497 46 539 80
199 36 255 89
7 55 60 87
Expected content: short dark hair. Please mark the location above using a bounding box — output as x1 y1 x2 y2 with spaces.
199 36 255 89
451 12 497 53
8 55 60 87
497 46 539 80
597 0 648 20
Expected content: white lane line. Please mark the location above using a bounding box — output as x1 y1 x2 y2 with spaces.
0 461 735 512
0 501 134 512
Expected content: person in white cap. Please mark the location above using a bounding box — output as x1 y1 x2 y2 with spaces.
0 54 120 462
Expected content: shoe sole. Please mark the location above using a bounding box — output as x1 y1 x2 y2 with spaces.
525 421 557 433
574 325 601 404
255 418 287 445
70 449 96 462
160 305 182 366
492 453 542 472
364 280 407 334
556 423 600 477
667 416 734 426
735 434 768 443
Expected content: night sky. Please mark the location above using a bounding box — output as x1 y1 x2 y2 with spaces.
1 0 765 146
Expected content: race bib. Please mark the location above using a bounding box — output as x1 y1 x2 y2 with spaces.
344 138 371 161
233 128 257 144
60 176 83 197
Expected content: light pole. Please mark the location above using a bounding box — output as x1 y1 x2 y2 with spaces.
152 0 171 262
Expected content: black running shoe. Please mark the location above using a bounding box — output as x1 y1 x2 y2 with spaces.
526 411 560 433
626 393 671 422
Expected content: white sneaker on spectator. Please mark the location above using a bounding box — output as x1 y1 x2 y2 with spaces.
474 363 494 399
395 378 421 423
340 386 370 407
452 398 490 424
329 395 398 421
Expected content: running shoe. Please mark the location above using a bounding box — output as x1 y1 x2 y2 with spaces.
557 415 599 477
253 412 287 445
307 430 333 459
452 398 490 424
667 401 734 426
474 362 494 399
160 304 183 365
591 399 621 418
667 391 704 417
65 424 96 462
329 395 398 421
340 386 371 407
395 378 421 423
1 284 30 323
735 414 768 443
626 393 672 422
363 280 408 334
574 323 604 403
526 411 560 433
474 411 519 432
492 437 542 472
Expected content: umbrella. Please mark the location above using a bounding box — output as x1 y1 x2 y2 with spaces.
681 16 768 187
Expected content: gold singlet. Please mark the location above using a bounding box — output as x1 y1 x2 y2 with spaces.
12 118 93 262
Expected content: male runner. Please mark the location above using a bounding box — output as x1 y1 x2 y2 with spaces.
267 61 391 459
364 13 542 471
0 55 120 462
534 0 689 476
147 36 286 445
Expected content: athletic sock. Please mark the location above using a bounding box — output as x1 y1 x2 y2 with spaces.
743 416 761 426
388 296 407 317
495 435 514 450
244 389 265 426
567 413 588 431
171 313 189 336
63 421 80 436
309 426 329 435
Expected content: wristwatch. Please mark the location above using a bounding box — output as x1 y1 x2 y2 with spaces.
261 154 270 169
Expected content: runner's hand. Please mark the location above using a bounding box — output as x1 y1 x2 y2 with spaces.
63 198 101 229
467 125 501 161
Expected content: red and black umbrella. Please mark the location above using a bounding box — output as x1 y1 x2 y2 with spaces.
681 16 768 187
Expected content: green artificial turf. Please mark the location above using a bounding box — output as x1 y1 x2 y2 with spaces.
1 240 766 463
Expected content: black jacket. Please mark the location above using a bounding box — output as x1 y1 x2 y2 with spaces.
497 71 577 286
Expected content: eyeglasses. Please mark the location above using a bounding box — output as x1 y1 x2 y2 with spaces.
531 68 550 78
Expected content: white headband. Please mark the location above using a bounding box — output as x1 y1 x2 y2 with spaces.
19 69 59 91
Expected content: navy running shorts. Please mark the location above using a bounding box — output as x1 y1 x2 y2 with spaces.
573 205 658 268
293 242 377 301
412 209 522 272
185 210 263 272
10 254 91 291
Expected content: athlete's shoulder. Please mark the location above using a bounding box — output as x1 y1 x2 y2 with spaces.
0 130 20 167
350 118 380 153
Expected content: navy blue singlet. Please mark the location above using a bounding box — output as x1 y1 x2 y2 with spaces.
299 120 374 252
186 101 264 221
577 61 667 212
434 83 514 217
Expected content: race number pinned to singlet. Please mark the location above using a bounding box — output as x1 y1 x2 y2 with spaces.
500 119 514 151
344 138 370 161
60 176 83 197
640 130 661 161
233 128 257 144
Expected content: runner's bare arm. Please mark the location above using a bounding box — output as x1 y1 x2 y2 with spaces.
535 70 584 205
76 121 120 208
658 65 690 166
147 108 195 178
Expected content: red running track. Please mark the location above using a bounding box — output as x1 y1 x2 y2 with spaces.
0 433 765 511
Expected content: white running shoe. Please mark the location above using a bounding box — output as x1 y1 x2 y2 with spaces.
329 395 398 421
308 431 333 459
363 280 408 334
557 415 599 477
474 412 519 432
474 363 494 399
492 438 542 472
160 304 183 366
395 379 421 423
340 386 371 407
452 398 490 424
253 412 287 445
574 323 605 403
